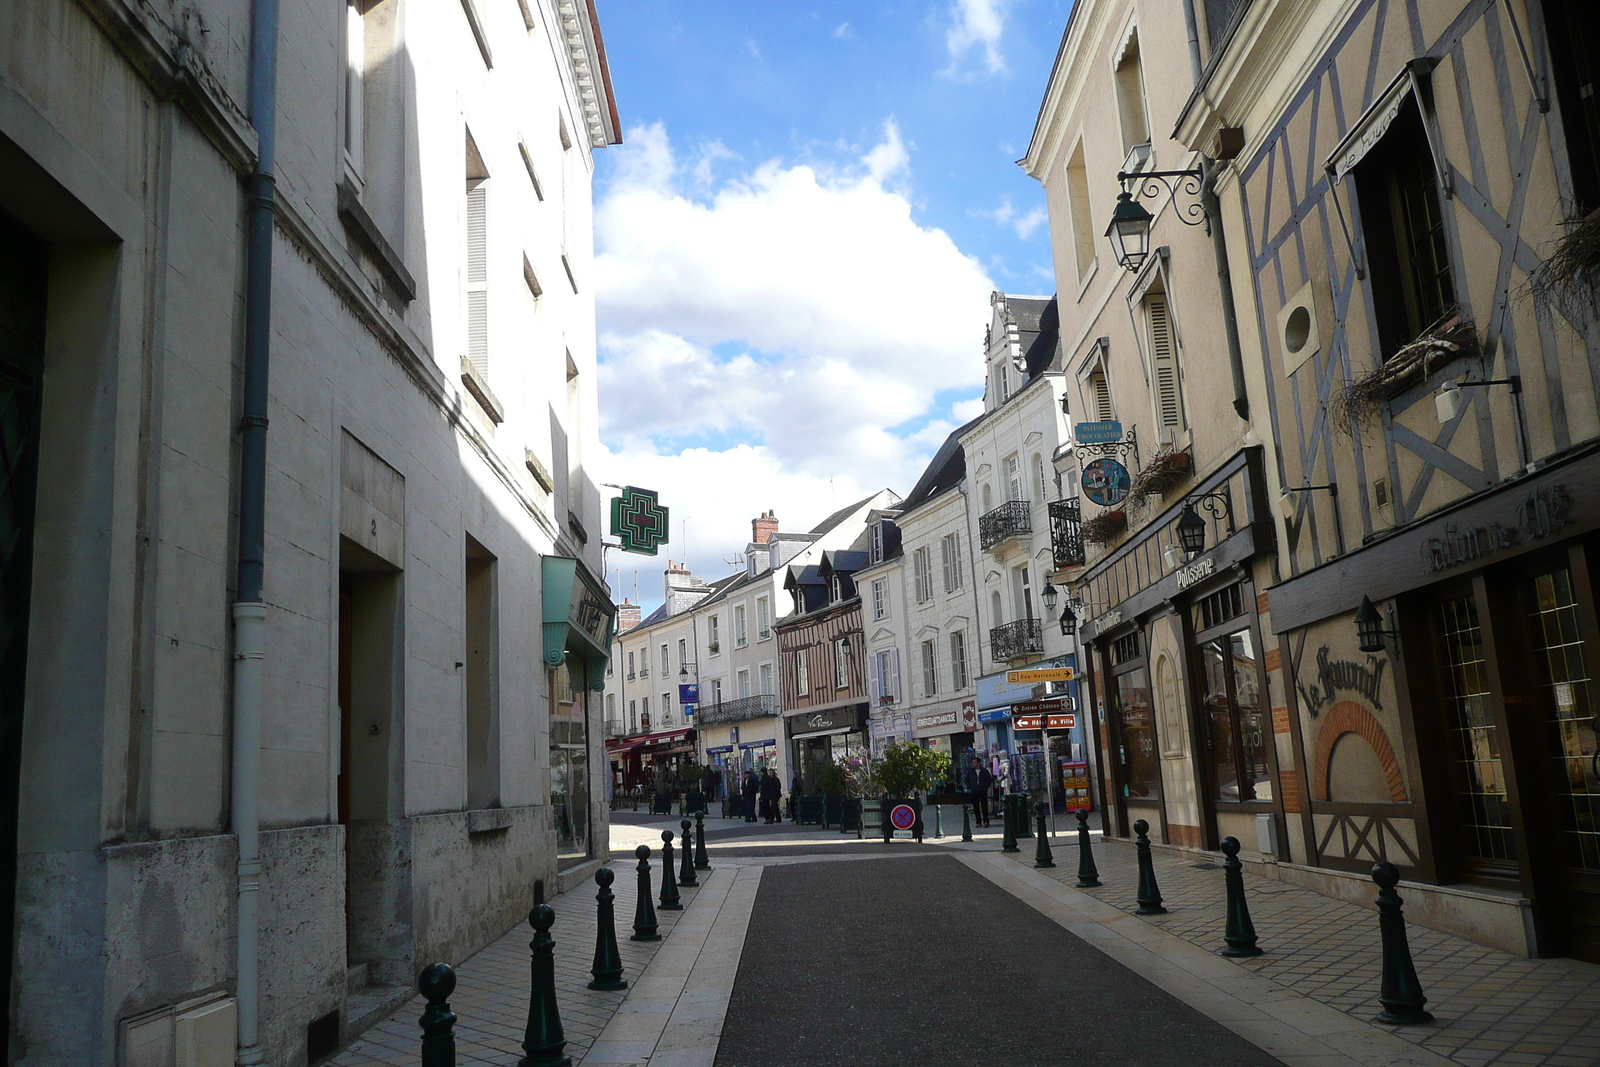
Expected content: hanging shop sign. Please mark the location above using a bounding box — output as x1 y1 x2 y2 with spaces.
705 745 735 755
679 683 700 703
976 709 1010 724
788 706 860 735
1075 420 1124 445
962 700 978 730
1082 458 1132 507
609 485 669 555
540 556 615 687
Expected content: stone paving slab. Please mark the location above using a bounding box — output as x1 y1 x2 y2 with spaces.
939 832 1600 1067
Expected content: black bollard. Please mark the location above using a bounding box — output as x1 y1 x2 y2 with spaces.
1015 794 1034 839
678 819 698 887
1034 801 1055 868
517 904 571 1067
1075 809 1101 887
1133 819 1168 915
588 868 627 990
695 811 712 871
1220 837 1263 957
1372 863 1434 1025
1001 798 1019 853
658 830 682 910
961 803 973 842
934 802 944 839
418 962 457 1067
630 845 661 942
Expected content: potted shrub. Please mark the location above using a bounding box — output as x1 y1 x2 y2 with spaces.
875 742 950 842
680 764 707 815
815 763 847 827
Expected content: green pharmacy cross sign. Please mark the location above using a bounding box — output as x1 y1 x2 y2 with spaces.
610 485 669 555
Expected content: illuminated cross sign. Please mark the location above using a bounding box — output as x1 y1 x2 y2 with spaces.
609 485 669 555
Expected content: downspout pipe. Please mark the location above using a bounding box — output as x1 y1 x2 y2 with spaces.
1181 0 1205 85
1201 157 1251 421
234 0 277 1056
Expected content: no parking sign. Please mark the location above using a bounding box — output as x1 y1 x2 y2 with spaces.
890 804 917 840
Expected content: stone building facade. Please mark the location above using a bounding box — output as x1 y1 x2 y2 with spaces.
0 0 617 1061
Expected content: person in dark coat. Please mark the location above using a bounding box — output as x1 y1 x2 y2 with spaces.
969 758 994 827
759 768 782 824
741 770 759 822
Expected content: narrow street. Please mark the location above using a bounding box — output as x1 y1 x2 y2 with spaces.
333 811 1600 1066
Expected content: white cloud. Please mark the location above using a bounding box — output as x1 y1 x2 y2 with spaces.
951 397 985 422
593 122 993 587
834 21 852 38
945 0 1008 76
977 195 1049 239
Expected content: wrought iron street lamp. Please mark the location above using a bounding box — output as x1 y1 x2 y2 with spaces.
1041 581 1059 613
1176 505 1207 558
1106 168 1209 273
1105 191 1154 273
1354 596 1399 654
1059 602 1077 637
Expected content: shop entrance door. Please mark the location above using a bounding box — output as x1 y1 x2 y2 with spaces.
0 212 46 1043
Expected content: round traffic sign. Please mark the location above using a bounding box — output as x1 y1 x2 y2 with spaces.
889 804 917 830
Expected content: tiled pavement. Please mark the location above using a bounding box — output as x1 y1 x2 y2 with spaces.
953 830 1600 1067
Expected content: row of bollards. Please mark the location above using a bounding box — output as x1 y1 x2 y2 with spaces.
997 810 1431 1027
417 813 722 1064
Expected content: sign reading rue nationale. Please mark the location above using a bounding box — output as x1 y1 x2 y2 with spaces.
1006 667 1074 684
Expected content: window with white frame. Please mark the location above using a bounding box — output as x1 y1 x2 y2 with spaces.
871 648 900 706
941 533 963 593
606 692 616 724
735 604 747 647
872 577 888 620
760 662 773 695
1005 454 1024 502
661 692 672 724
660 643 669 674
629 698 636 731
834 637 851 689
757 596 771 638
1079 340 1115 422
709 678 722 704
344 1 366 185
464 132 490 385
921 639 938 697
677 637 686 666
1034 454 1049 503
1114 28 1151 159
709 614 720 652
795 648 810 696
913 547 933 603
641 695 649 721
950 631 969 689
737 669 751 698
627 650 635 678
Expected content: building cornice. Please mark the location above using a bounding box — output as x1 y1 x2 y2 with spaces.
1020 0 1118 180
555 0 622 147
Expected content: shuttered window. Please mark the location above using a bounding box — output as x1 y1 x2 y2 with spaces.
940 533 963 593
466 184 489 380
921 639 938 697
1088 367 1114 422
950 631 969 689
1147 295 1184 440
913 547 933 603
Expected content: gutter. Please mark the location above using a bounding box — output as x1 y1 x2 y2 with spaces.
233 0 278 1056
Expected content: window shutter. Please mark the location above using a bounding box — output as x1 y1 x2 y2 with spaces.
888 647 901 703
466 185 489 380
1147 296 1184 439
940 536 953 592
869 653 882 705
1090 368 1113 422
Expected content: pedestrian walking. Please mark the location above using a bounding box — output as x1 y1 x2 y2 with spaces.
759 767 782 824
968 758 994 827
741 770 758 823
789 770 802 821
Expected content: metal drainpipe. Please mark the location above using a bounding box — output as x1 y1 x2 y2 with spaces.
1201 157 1252 421
234 0 278 1055
1181 0 1204 84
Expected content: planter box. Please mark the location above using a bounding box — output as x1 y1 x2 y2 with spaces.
651 792 673 815
840 797 862 834
685 790 707 815
861 799 884 833
824 795 843 828
797 795 824 825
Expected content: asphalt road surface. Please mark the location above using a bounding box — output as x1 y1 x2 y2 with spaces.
715 852 1285 1067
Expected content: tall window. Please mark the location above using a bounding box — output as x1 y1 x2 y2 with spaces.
913 547 933 603
921 639 938 697
629 699 636 732
1114 666 1159 798
1033 454 1049 503
709 614 720 651
1114 30 1151 158
795 648 810 696
465 545 498 809
1086 364 1114 422
735 604 748 647
465 131 490 383
627 650 635 678
1433 595 1514 863
940 533 963 593
660 643 669 674
1353 99 1455 358
737 669 751 698
606 693 616 725
759 662 773 695
1005 454 1024 502
871 649 899 705
757 596 771 638
344 1 366 184
1146 294 1185 442
872 577 888 620
1196 626 1271 803
677 637 686 665
834 638 851 689
1065 142 1095 282
708 678 722 704
950 631 969 689
1543 1 1600 214
661 692 671 725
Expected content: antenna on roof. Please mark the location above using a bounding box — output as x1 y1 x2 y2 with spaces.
722 553 744 570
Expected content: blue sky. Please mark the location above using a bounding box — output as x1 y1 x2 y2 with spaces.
592 0 1075 604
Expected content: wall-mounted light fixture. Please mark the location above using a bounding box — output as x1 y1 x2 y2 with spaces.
1172 490 1235 560
1105 168 1208 273
1435 375 1521 424
1354 595 1400 654
1277 483 1339 519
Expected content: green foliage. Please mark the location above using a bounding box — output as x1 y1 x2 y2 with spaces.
874 742 950 799
813 762 848 796
678 764 706 786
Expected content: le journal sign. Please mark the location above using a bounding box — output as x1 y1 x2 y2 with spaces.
1421 484 1573 574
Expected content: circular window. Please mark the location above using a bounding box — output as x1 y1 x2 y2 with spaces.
1284 305 1312 354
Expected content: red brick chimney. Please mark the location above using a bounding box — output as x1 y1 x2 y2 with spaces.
752 510 779 545
616 597 641 633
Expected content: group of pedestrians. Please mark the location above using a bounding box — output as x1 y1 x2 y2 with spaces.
739 768 784 824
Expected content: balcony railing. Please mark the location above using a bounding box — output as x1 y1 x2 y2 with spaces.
694 693 779 726
1050 498 1085 568
979 499 1032 550
638 666 649 678
990 618 1044 661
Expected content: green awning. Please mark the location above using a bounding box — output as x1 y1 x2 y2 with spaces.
541 556 615 690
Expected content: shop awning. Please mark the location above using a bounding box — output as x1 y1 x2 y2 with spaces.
791 725 853 740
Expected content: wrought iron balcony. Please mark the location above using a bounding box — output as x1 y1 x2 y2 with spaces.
1050 498 1085 568
979 499 1032 550
990 618 1044 661
693 693 780 726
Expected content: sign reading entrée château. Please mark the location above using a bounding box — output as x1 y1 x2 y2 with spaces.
609 485 669 555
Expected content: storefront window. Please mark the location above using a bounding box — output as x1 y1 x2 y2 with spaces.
1529 569 1600 871
551 659 590 867
1114 667 1159 798
1435 595 1515 863
1198 630 1271 802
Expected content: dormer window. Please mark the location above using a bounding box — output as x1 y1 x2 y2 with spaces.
870 523 884 564
830 575 844 602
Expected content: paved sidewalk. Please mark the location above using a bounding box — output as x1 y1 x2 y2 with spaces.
950 832 1600 1067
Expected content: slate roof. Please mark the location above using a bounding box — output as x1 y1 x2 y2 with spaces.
1005 295 1061 380
900 418 979 512
807 493 881 538
821 550 870 575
